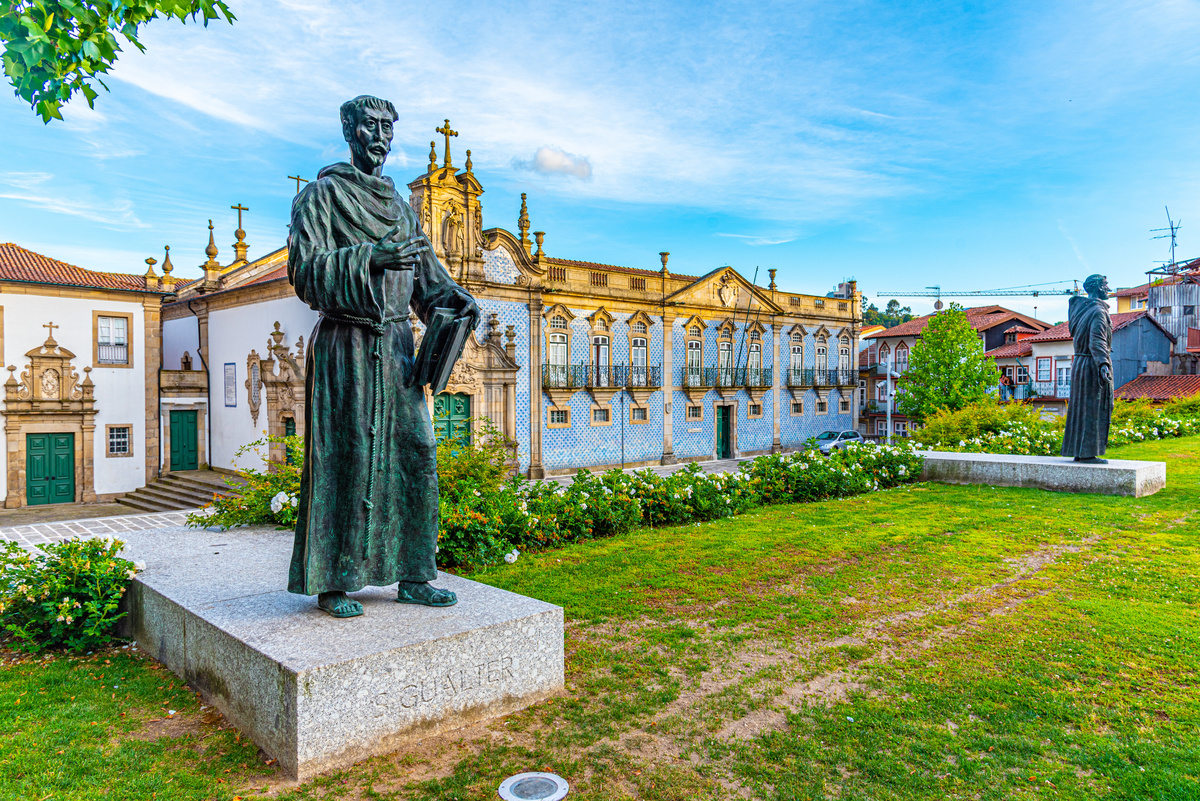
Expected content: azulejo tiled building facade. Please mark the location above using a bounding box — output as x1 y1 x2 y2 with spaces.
159 131 862 478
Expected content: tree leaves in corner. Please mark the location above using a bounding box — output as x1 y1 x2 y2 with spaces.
0 1 235 123
897 303 998 424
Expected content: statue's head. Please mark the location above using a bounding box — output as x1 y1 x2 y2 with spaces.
340 95 398 175
1083 273 1110 300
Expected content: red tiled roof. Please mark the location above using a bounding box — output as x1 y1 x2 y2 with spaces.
985 341 1032 359
1008 325 1039 335
1115 375 1200 402
0 243 163 293
1028 310 1163 343
542 256 697 281
865 306 1047 339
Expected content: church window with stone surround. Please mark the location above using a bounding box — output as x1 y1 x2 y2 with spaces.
632 321 647 334
791 331 803 343
689 325 701 337
687 405 702 419
97 315 128 364
107 425 131 456
749 331 760 341
595 318 608 331
550 315 567 329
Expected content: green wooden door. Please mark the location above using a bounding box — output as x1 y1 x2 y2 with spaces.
170 410 198 471
716 407 732 459
433 393 471 445
27 433 74 505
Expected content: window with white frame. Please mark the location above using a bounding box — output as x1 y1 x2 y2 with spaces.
689 324 701 337
686 339 702 381
593 407 610 423
550 409 568 425
632 320 647 334
631 337 647 368
815 343 828 372
877 382 888 401
839 337 851 371
894 420 908 435
816 398 828 414
1056 358 1071 386
1036 357 1052 382
792 400 803 415
894 343 909 373
876 420 887 436
840 398 850 413
631 406 647 421
687 405 702 419
790 343 803 374
108 425 130 456
858 379 866 405
97 316 128 364
550 315 567 329
1017 365 1029 383
878 343 890 367
748 343 761 372
749 403 762 416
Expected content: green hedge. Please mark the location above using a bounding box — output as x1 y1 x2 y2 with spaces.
189 429 925 572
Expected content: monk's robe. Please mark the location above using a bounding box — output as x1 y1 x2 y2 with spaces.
286 161 475 595
1061 295 1113 460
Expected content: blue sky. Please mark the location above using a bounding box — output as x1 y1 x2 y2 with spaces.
2 0 1199 323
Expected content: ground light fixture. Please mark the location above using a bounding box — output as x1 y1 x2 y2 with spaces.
497 771 570 800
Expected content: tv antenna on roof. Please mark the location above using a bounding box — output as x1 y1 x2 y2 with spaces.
1151 206 1182 271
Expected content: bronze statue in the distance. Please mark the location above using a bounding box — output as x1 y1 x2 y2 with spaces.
1061 274 1113 464
286 96 479 618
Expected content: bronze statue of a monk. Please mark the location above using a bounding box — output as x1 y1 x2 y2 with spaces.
287 96 479 617
1061 274 1113 464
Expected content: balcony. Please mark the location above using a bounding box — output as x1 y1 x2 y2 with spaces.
98 343 128 365
997 383 1035 401
679 367 772 388
1031 380 1070 399
542 363 662 391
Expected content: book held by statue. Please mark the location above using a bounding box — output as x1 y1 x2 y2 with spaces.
413 307 471 395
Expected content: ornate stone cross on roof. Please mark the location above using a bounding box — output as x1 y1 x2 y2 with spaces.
288 175 309 194
436 118 458 168
43 321 58 345
231 203 250 262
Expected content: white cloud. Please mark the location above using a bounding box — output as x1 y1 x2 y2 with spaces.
0 173 146 229
513 146 593 180
716 232 797 247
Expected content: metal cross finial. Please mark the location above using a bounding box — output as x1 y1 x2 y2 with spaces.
231 203 249 229
436 118 458 168
288 175 309 194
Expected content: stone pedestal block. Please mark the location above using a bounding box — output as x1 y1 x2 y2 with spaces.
116 526 563 780
920 451 1166 497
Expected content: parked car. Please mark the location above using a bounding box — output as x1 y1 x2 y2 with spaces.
812 429 865 455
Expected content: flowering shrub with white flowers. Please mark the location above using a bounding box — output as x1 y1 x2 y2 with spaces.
0 538 139 653
437 441 925 570
186 434 303 529
912 398 1200 456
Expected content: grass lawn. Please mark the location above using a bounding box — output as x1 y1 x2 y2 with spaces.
2 437 1198 800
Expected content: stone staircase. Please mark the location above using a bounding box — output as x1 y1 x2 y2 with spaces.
116 469 245 513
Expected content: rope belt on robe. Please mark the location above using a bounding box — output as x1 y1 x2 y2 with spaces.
320 311 407 552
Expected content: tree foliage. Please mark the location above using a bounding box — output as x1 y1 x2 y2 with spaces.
897 304 996 424
863 298 914 329
1 1 234 123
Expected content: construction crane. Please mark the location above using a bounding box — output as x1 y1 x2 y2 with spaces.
875 281 1080 310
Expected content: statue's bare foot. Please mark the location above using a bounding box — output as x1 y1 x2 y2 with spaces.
317 591 363 618
1074 457 1109 465
397 581 457 607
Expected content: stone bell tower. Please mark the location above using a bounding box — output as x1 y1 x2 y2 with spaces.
407 118 486 289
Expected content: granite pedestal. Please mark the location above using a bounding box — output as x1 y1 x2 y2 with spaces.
920 451 1166 497
116 526 564 780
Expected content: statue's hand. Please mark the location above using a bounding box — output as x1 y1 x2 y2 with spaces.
370 238 427 272
1100 365 1112 383
455 293 481 331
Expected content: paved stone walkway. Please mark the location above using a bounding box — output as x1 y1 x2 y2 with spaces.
0 510 196 549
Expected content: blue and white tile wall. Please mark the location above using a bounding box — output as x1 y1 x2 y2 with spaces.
482 247 522 284
473 297 530 471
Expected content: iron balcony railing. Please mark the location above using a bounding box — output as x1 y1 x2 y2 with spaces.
542 363 661 389
98 343 128 364
787 368 813 387
998 383 1035 401
1031 380 1071 399
680 366 773 388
